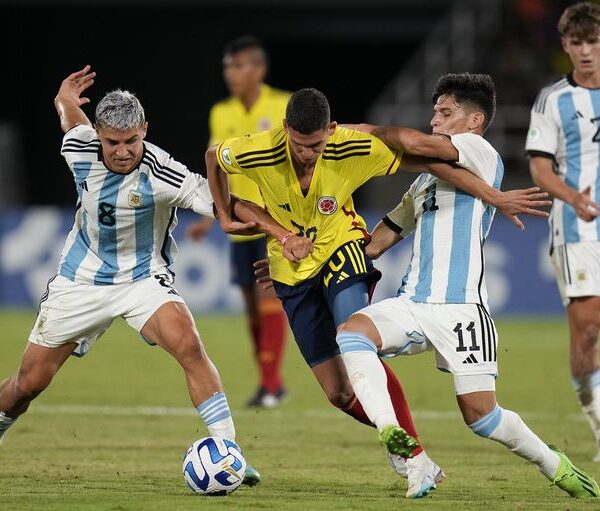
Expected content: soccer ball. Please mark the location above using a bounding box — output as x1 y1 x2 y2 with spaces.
182 436 247 496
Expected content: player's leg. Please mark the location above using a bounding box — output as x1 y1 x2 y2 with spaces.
458 387 600 498
552 242 600 460
336 298 444 498
567 296 600 461
1 274 113 446
0 342 76 445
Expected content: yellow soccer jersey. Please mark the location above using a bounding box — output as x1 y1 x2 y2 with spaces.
217 126 402 285
210 84 289 241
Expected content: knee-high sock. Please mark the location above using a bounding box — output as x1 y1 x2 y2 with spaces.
573 368 600 444
338 394 375 427
469 405 559 479
258 298 287 394
196 392 236 440
337 332 400 430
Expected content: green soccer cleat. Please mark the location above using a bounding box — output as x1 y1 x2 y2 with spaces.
549 445 600 499
242 462 261 487
378 425 420 459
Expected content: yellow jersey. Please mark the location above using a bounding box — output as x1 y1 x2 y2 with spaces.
217 126 402 285
209 84 290 241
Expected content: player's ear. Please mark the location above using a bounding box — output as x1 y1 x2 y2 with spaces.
560 36 569 54
327 121 337 135
283 118 289 133
468 113 484 132
141 122 149 139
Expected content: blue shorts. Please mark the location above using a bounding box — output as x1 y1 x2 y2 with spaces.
273 240 381 367
230 237 267 288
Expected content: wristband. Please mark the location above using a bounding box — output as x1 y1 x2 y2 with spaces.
281 233 296 246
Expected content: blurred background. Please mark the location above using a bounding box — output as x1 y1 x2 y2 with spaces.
0 0 580 315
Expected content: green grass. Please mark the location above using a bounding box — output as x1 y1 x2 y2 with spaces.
0 310 598 510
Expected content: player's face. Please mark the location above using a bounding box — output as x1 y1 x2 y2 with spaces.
562 32 600 76
430 95 471 135
96 124 148 173
223 50 266 97
285 122 337 166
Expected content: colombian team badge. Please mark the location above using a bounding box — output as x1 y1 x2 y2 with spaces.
317 196 338 215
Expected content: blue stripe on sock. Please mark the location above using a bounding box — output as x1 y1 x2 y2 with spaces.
336 332 377 354
196 392 231 426
572 368 600 393
468 405 502 437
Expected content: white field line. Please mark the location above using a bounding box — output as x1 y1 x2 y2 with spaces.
28 404 586 423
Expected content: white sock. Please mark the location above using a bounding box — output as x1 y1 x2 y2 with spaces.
337 332 398 430
469 405 559 479
195 392 236 440
573 369 600 445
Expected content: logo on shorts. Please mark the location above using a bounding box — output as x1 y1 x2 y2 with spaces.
222 148 232 165
317 196 338 215
128 190 142 208
576 269 588 283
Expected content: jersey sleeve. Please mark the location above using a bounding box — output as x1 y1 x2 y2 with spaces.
365 133 403 178
216 138 251 176
60 124 98 167
383 181 417 238
525 97 559 158
160 155 215 217
449 133 497 185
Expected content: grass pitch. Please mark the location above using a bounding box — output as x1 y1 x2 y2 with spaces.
0 310 599 510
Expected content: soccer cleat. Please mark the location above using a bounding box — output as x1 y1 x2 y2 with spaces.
242 462 261 487
246 386 287 409
378 425 419 458
0 413 15 447
388 453 408 478
549 445 600 498
405 452 446 499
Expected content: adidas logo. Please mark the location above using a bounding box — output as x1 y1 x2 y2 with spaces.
462 354 479 364
278 203 291 212
336 271 350 283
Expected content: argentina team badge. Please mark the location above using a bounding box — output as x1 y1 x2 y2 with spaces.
317 196 338 215
128 190 142 208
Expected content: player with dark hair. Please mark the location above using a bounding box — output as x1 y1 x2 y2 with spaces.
187 36 291 408
207 86 552 495
338 72 600 499
527 1 600 461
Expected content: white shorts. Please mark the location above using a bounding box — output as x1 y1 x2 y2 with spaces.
29 274 185 356
357 295 498 389
551 242 600 306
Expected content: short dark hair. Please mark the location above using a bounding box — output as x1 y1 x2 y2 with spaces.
558 2 600 39
223 35 267 64
432 73 496 131
285 88 331 134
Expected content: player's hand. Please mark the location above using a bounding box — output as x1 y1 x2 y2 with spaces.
490 187 551 230
186 217 216 240
573 186 600 222
253 258 273 289
282 235 313 263
56 65 96 107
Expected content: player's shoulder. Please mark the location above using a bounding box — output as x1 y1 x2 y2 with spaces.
220 127 287 170
61 124 100 155
210 95 237 116
532 75 571 114
451 133 500 165
142 141 188 189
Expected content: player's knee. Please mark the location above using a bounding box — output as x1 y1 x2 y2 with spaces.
14 371 51 400
169 329 205 364
326 387 355 408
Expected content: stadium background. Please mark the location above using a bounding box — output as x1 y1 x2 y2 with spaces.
1 1 599 509
0 0 576 314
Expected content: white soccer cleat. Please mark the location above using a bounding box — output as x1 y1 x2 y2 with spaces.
405 452 446 499
388 453 408 478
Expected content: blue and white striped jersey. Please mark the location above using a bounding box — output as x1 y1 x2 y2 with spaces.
58 124 214 285
526 74 600 246
386 133 504 308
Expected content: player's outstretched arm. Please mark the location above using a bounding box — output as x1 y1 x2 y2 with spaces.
530 156 600 222
232 197 314 263
54 65 95 133
402 155 551 230
366 220 403 260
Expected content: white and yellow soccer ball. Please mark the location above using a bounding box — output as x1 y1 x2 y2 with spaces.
182 436 246 496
